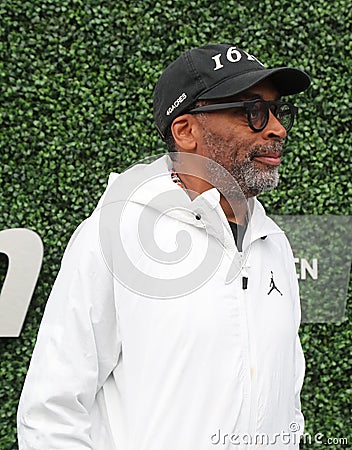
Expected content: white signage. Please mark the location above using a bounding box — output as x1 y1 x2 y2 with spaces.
0 228 43 337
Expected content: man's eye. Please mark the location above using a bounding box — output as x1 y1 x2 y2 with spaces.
249 107 261 120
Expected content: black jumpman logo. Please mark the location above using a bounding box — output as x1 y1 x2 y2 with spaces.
267 271 283 296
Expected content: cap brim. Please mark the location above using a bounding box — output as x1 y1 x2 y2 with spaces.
198 67 311 99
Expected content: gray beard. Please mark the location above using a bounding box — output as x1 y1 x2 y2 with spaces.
202 128 282 200
224 153 280 199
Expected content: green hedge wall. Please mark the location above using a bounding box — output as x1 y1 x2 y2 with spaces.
0 0 351 448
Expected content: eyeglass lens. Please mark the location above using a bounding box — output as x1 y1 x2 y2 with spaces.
249 101 293 131
276 103 293 130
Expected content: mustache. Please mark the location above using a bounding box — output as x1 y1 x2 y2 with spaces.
248 142 283 160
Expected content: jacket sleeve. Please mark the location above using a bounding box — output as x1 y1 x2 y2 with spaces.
17 215 121 449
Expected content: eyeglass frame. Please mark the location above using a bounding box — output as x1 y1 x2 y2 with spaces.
187 99 298 133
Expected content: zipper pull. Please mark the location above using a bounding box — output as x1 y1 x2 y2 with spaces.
242 266 249 290
239 253 249 290
242 276 248 290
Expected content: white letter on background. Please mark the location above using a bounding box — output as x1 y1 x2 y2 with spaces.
0 228 43 337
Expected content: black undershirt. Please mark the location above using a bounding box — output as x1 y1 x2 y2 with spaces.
228 221 247 252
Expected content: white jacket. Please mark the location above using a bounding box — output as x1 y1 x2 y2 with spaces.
18 155 304 450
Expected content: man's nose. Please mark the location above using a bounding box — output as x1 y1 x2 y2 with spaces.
262 111 287 140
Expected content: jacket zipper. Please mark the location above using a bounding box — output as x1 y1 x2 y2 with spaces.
239 252 257 436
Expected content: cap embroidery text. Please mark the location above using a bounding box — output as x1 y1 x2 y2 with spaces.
166 92 187 116
212 47 264 71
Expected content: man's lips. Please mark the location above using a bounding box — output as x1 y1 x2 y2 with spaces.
252 153 282 166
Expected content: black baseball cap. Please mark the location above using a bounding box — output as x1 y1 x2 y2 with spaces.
153 43 311 139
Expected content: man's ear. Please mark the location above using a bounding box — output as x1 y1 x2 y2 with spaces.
171 114 199 151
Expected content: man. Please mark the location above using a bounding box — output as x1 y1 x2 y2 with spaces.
18 44 310 449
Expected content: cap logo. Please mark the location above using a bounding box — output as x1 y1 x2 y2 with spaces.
211 46 264 71
166 92 187 116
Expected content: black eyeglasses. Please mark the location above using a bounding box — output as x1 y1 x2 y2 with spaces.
188 99 298 132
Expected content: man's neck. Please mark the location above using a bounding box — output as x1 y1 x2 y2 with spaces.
176 172 249 225
220 196 248 225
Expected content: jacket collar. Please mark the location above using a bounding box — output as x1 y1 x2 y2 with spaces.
101 154 283 249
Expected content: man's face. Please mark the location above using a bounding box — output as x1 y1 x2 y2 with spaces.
194 79 287 199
